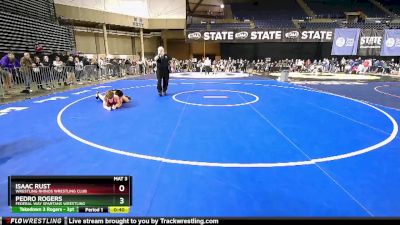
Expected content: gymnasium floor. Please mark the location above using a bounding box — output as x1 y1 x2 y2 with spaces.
0 73 400 217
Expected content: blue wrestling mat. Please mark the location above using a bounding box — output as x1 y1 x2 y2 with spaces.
1 78 400 217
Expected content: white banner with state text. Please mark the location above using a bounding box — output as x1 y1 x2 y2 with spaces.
186 29 334 42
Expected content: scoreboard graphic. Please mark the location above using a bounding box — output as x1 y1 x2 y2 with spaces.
8 176 132 214
0 176 223 225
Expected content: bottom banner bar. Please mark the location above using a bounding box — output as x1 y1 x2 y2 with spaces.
1 217 400 225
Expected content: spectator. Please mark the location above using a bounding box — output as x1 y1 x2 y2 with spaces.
42 55 51 67
124 58 132 75
65 56 76 85
0 52 20 94
53 55 66 86
91 58 100 81
20 53 35 93
111 59 120 77
74 57 84 84
340 57 346 72
40 55 52 90
203 57 211 75
34 42 44 57
33 56 48 91
82 56 90 66
138 59 144 74
98 57 106 79
92 58 99 69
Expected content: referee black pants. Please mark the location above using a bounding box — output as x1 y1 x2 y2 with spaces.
157 72 169 93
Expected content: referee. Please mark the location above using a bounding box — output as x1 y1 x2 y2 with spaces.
154 46 171 96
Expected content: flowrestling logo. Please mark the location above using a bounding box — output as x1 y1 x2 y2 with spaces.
187 32 201 40
285 31 300 39
235 31 249 39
